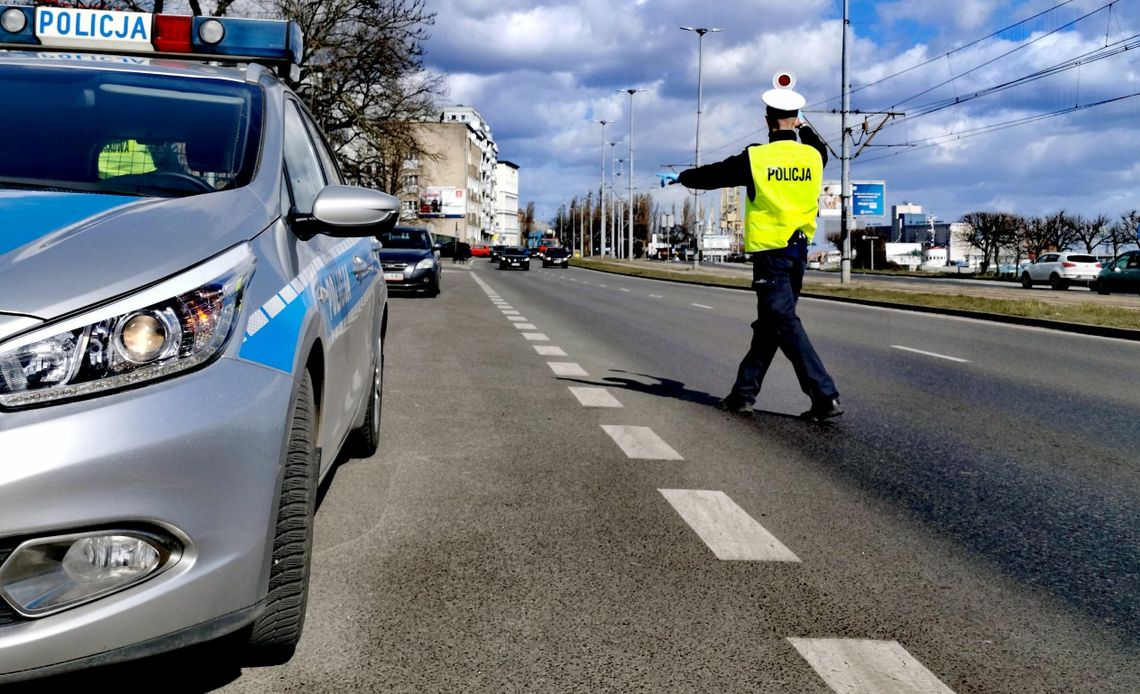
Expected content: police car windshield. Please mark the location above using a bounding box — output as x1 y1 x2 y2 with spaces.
0 64 262 198
379 229 431 250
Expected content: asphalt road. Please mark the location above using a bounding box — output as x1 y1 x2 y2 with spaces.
21 260 1140 692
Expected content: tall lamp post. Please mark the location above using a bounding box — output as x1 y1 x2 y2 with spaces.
608 141 619 256
618 88 644 260
595 120 610 256
680 26 722 267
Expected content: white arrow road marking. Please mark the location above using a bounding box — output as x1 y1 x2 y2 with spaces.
534 345 567 356
658 490 801 562
548 362 588 377
787 639 956 694
601 425 683 460
568 387 622 408
891 345 970 363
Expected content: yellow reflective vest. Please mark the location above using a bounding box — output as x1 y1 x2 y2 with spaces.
744 140 823 252
97 139 156 179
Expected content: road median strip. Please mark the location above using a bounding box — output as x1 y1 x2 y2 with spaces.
571 258 1140 339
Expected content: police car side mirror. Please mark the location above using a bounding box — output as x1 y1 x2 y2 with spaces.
304 185 400 237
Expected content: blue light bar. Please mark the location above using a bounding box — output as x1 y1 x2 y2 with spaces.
192 16 302 67
0 5 302 69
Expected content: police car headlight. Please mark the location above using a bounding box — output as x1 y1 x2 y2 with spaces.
414 258 435 272
0 245 255 408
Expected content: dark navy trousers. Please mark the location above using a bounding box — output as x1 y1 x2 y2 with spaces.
730 239 838 407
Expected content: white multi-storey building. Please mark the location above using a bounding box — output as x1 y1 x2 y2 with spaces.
494 161 520 246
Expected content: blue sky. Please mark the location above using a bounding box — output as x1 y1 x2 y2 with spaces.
421 0 1139 227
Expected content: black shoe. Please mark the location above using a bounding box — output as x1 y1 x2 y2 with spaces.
801 397 843 421
716 395 753 415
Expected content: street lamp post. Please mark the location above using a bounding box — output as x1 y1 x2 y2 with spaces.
608 141 618 257
595 120 610 256
681 26 722 268
618 88 644 261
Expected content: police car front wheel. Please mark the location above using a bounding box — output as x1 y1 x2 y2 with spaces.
246 369 318 663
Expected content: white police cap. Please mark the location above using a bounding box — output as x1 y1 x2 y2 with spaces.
763 70 805 112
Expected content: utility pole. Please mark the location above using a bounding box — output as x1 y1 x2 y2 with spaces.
840 0 852 284
681 26 722 267
619 89 643 261
596 120 610 257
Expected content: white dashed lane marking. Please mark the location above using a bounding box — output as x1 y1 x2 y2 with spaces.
649 294 663 298
514 323 538 330
548 362 588 377
691 303 714 310
787 638 956 694
534 345 567 356
568 387 623 408
600 425 683 460
620 288 630 292
502 309 520 315
523 333 550 341
507 316 527 322
658 490 801 562
891 345 970 363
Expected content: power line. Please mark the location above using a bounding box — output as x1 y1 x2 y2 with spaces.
806 0 1085 109
857 90 1140 165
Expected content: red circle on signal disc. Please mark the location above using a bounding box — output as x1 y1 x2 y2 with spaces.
777 74 792 87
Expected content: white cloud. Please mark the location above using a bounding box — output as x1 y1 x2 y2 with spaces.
418 0 1140 224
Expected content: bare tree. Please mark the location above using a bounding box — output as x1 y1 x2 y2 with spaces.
1106 210 1140 258
1021 215 1054 259
1042 210 1080 252
960 212 1021 274
1069 213 1111 254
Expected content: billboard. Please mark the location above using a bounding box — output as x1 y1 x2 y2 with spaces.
418 187 465 218
819 180 887 218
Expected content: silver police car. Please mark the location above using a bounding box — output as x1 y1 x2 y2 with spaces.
0 5 394 681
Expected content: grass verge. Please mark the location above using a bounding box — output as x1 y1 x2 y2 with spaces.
571 258 1140 331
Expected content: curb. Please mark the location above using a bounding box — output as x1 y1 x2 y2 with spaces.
572 262 1140 343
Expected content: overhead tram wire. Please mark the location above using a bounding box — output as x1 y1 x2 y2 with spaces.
886 0 1124 109
899 31 1140 121
857 89 1140 165
699 0 1132 163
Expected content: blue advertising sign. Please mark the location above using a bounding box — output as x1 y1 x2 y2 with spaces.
852 181 886 217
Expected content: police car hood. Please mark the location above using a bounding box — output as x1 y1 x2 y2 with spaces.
0 189 270 323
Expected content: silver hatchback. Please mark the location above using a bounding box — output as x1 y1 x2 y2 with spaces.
0 7 395 682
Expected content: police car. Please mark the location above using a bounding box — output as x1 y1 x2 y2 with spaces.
0 5 396 681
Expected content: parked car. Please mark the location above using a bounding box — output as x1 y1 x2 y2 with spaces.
1019 252 1101 289
378 226 441 296
543 247 572 268
1094 250 1140 295
498 246 531 270
0 9 394 681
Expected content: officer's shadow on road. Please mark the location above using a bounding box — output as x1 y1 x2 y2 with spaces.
560 369 803 420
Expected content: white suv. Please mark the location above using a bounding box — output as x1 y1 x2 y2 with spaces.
1020 252 1101 290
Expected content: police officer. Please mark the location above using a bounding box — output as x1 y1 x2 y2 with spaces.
675 73 842 420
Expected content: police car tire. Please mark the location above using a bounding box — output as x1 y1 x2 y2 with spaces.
247 370 317 663
350 354 383 457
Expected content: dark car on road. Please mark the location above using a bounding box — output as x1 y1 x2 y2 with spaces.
489 245 506 262
378 226 441 296
1095 250 1140 295
498 246 531 271
543 247 572 268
